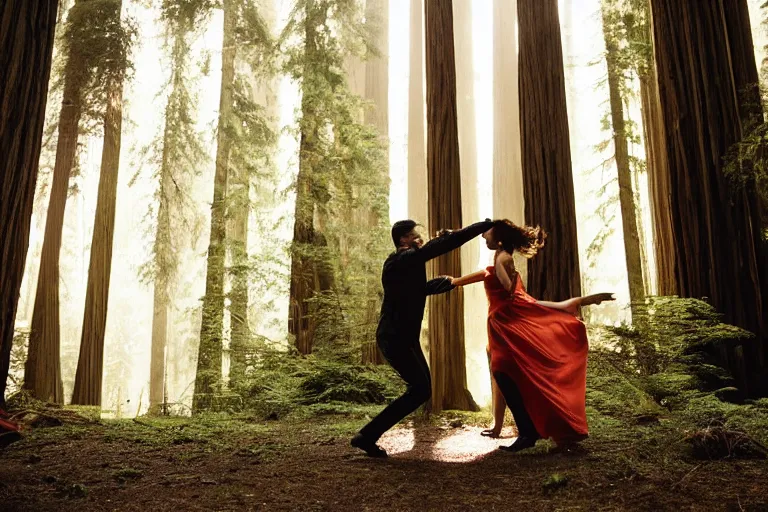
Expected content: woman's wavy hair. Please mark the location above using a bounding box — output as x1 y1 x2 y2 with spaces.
492 219 546 258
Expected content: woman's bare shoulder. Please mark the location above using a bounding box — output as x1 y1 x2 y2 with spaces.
495 251 515 266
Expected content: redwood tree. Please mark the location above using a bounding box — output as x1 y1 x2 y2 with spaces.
71 0 132 405
0 0 59 409
649 0 767 393
25 0 89 404
424 0 477 413
194 0 235 409
517 0 581 301
407 0 427 228
600 0 645 306
360 0 389 365
147 0 209 413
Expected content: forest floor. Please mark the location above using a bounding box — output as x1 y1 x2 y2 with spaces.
1 406 767 511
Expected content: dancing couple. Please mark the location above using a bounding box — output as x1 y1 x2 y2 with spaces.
351 218 613 457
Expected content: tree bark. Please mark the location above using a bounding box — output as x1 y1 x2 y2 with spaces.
649 0 767 393
361 0 388 365
289 0 332 356
0 0 59 409
148 65 178 413
227 138 249 387
407 0 428 229
492 0 527 284
517 0 581 301
24 0 88 404
636 0 676 296
194 0 235 409
71 62 125 406
600 3 645 307
452 0 486 388
424 0 477 413
722 0 768 383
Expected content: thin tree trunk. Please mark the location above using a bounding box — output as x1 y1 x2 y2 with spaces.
638 70 676 296
361 0 388 365
518 0 581 301
24 1 88 403
601 4 645 307
148 81 177 413
228 155 249 387
193 0 235 409
492 0 527 285
71 67 125 406
636 0 676 296
649 0 767 394
424 0 477 413
407 0 428 229
0 0 59 409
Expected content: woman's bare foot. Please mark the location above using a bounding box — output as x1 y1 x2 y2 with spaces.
481 426 502 438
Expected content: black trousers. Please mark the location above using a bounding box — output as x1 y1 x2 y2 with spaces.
359 337 431 442
493 371 539 439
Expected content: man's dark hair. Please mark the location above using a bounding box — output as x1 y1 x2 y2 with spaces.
391 219 418 247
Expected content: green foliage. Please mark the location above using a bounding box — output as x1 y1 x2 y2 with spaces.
133 0 213 291
279 0 390 356
232 348 403 419
593 298 766 433
57 0 138 132
588 0 653 266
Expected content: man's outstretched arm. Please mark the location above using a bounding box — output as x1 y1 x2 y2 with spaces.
425 276 454 296
408 219 493 263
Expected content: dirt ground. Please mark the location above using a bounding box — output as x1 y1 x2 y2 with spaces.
1 415 767 511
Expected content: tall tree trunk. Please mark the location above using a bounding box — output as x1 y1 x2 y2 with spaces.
600 4 645 307
636 0 676 296
227 141 249 387
517 0 581 301
649 0 767 394
407 0 428 228
361 0 388 365
424 0 477 413
71 65 125 406
492 0 526 283
193 0 235 409
24 0 87 404
0 0 59 409
723 0 768 384
148 75 178 413
639 70 676 296
289 0 331 355
452 0 485 386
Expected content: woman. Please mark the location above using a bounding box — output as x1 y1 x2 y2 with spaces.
452 219 613 451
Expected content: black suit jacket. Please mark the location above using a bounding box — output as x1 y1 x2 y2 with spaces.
375 220 493 344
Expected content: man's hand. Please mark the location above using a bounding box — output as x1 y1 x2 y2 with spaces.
446 276 456 286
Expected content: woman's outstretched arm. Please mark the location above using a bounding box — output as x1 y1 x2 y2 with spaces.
451 269 487 287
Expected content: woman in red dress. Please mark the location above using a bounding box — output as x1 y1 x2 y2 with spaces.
453 219 613 452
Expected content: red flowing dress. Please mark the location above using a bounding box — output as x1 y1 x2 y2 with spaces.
484 266 589 444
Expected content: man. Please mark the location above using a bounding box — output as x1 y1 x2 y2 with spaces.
351 218 493 457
